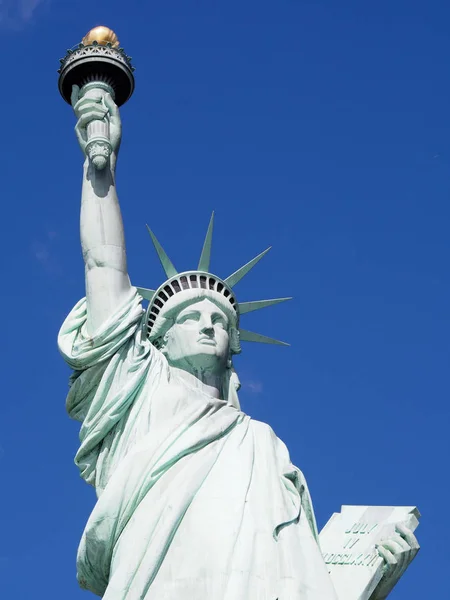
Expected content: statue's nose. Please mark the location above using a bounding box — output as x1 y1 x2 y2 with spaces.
199 315 214 333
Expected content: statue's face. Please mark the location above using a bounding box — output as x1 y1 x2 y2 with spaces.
162 298 230 373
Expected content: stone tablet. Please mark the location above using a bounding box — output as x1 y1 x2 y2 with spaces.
319 506 420 600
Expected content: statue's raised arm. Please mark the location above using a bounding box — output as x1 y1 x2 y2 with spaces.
71 84 131 334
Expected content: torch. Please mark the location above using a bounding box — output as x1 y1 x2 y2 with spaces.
58 26 135 170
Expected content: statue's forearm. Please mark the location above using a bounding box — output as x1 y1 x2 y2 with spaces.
80 159 131 334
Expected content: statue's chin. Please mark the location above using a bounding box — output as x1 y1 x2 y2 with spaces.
167 350 227 375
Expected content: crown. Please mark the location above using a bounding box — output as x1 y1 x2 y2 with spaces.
138 213 291 346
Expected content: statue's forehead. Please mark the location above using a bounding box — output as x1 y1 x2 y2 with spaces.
176 298 228 318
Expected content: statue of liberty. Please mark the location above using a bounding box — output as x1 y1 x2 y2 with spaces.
58 27 419 600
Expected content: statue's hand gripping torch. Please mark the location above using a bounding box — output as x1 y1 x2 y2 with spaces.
72 83 114 170
58 26 134 171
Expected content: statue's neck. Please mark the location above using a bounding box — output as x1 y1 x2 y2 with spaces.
170 366 223 400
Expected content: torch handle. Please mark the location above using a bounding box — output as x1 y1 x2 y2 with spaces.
82 86 113 170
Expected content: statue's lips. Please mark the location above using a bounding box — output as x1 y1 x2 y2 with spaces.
197 337 216 346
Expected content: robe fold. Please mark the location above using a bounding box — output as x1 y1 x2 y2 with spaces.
58 288 338 600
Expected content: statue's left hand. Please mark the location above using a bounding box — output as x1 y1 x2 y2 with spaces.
370 524 419 600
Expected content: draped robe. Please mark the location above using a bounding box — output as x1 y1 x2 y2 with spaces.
58 288 338 600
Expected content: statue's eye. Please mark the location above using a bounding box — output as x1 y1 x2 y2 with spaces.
178 312 199 324
212 315 226 328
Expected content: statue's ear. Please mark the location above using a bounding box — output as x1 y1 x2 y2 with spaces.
159 330 170 354
229 327 242 355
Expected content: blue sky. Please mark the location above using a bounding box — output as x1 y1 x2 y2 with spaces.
0 0 447 597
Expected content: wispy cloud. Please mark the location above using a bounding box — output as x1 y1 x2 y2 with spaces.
21 0 43 20
0 0 48 27
243 380 264 394
31 230 61 274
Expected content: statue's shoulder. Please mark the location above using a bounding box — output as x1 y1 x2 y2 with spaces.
247 418 284 446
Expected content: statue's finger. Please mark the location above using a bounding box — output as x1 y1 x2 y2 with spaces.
390 537 410 580
103 92 118 117
75 131 86 151
376 543 401 591
77 109 108 126
70 84 80 107
77 109 108 129
396 524 420 552
380 537 410 581
389 533 410 553
73 97 103 117
376 544 397 566
74 120 87 149
379 539 403 555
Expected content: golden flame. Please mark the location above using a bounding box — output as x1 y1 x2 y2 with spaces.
82 26 119 48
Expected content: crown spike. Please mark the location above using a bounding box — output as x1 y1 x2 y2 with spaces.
136 287 156 301
239 328 289 346
146 225 178 278
239 297 292 315
198 212 215 272
224 247 271 288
